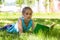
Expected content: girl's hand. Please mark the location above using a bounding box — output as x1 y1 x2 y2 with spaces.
29 31 33 33
19 32 25 35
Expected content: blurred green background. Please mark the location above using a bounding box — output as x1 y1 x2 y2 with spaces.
0 12 60 40
0 0 60 40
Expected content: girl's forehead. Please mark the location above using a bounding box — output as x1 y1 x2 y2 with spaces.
25 9 32 13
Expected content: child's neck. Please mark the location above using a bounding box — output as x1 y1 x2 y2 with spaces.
24 20 29 23
24 20 29 27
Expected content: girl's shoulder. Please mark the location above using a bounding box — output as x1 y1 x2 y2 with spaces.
18 17 24 22
30 19 33 22
18 17 23 20
18 17 33 23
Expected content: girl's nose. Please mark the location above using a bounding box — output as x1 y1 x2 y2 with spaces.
28 15 30 17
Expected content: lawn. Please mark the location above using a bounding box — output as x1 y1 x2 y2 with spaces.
0 12 60 40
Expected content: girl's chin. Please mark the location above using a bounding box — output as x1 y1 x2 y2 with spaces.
27 19 30 21
24 18 31 21
26 19 30 21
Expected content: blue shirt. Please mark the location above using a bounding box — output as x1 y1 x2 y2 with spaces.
21 17 32 32
7 17 33 33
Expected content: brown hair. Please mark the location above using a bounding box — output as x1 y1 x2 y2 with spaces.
22 7 33 14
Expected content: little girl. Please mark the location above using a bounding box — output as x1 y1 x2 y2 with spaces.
0 7 34 33
0 7 55 34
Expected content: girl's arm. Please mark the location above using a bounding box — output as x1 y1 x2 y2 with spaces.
18 19 23 33
32 21 35 32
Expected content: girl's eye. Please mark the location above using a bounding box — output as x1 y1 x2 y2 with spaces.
26 13 28 15
30 13 32 15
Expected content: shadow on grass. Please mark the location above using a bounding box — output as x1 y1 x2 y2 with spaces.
0 18 60 40
32 23 60 39
48 29 60 39
33 18 60 25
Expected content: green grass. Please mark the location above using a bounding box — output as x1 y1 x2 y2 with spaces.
0 12 60 40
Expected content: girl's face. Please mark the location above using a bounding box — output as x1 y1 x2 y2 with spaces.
23 9 32 21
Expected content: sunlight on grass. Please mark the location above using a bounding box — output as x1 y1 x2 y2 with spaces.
0 12 60 40
0 12 60 19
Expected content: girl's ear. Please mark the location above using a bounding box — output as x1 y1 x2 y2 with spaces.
22 13 24 16
22 14 24 17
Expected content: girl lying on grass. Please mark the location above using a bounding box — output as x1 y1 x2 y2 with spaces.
0 7 55 34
